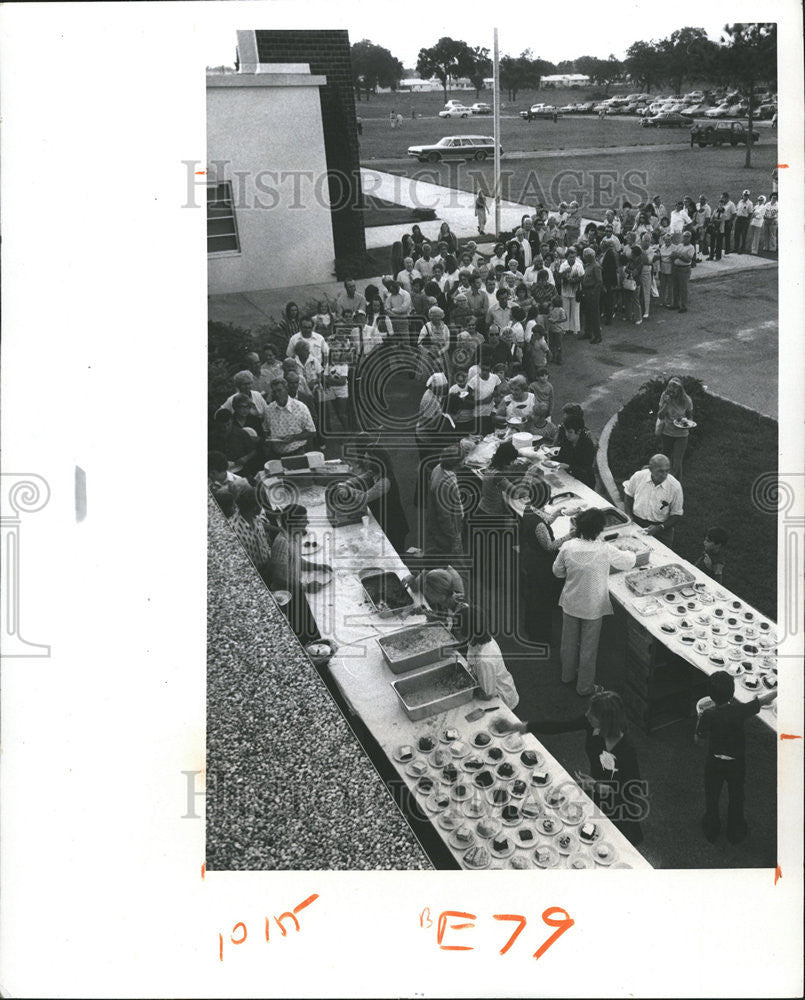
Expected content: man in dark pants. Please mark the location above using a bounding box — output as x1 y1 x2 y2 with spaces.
721 191 736 255
696 671 776 843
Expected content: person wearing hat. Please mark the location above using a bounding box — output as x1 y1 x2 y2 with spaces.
734 190 753 253
749 195 767 254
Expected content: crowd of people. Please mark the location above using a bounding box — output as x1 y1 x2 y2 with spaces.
208 193 772 851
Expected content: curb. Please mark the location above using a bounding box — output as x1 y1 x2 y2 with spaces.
596 409 624 510
702 387 777 423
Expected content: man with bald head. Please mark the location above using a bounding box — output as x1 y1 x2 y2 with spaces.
623 454 684 548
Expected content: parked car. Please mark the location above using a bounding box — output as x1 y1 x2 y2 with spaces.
679 104 710 118
641 112 689 129
755 103 777 120
520 104 561 120
470 102 492 115
407 135 501 162
439 105 473 119
576 101 595 113
704 103 733 119
690 122 760 146
443 100 465 108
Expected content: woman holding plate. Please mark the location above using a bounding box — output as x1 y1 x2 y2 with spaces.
655 376 694 479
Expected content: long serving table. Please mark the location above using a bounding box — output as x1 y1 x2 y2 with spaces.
465 434 780 731
261 465 650 870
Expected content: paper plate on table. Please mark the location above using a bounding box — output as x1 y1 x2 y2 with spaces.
659 622 678 636
544 786 569 809
712 637 727 649
678 617 694 630
556 830 580 855
591 841 617 866
471 730 494 749
487 786 511 809
448 825 478 851
500 804 523 827
495 761 519 782
414 775 436 796
727 648 743 662
693 638 710 655
521 795 543 820
509 778 529 799
476 817 502 840
728 632 747 646
558 800 586 826
567 853 594 870
533 844 561 868
698 592 715 605
423 790 452 813
449 740 471 759
489 834 517 859
440 727 462 744
393 744 417 764
416 735 438 754
740 675 762 692
405 759 430 779
513 826 539 850
710 623 727 636
507 854 534 870
502 733 525 753
462 796 490 820
678 634 697 649
708 653 727 667
437 808 463 831
450 781 473 802
429 748 452 769
519 748 544 769
537 815 564 837
462 845 492 869
485 746 506 765
461 755 486 773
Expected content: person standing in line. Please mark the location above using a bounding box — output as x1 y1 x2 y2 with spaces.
580 246 603 343
552 508 637 697
734 190 753 252
720 191 737 255
658 232 676 306
668 200 691 245
474 190 488 236
600 236 619 324
762 193 778 253
670 232 696 313
559 247 584 337
425 446 465 559
749 196 767 254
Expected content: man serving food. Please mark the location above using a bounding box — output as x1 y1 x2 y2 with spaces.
622 454 684 549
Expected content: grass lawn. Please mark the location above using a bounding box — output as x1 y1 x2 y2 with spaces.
365 144 778 219
607 377 778 618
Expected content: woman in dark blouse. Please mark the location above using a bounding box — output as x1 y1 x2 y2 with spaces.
508 690 645 846
519 477 572 643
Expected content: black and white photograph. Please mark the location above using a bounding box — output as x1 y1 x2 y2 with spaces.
0 2 802 997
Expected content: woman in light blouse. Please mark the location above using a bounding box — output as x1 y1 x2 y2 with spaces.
655 375 694 478
762 193 778 253
553 507 636 696
749 196 767 254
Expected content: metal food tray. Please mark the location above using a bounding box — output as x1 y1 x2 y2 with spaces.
377 623 459 674
599 506 632 539
358 570 416 620
391 658 477 721
625 563 696 597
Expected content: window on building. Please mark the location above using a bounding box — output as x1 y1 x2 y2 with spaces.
207 181 240 254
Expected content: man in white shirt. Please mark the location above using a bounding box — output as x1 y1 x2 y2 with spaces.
219 370 271 431
514 227 533 269
523 254 555 288
286 317 329 366
734 190 753 253
396 257 422 292
416 243 435 279
264 378 317 457
669 201 692 244
623 453 684 547
720 192 737 255
335 279 367 320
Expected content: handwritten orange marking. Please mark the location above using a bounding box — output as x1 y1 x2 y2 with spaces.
293 892 319 913
195 170 207 175
275 911 300 936
780 733 802 740
534 907 575 961
218 933 223 961
230 921 247 944
419 906 433 929
437 910 476 951
201 862 206 879
776 164 788 168
265 917 271 942
774 865 782 884
493 913 527 955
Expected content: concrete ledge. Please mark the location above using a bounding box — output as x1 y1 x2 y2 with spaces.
597 409 625 509
207 73 327 88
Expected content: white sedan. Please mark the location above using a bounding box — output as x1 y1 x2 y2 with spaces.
439 105 473 118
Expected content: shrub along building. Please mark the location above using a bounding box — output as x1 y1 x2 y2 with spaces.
206 29 366 294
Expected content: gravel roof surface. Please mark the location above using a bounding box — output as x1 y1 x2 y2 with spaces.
207 497 431 870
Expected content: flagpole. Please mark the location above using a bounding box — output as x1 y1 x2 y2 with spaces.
493 28 501 236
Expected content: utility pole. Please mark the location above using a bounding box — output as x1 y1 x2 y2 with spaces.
493 28 501 236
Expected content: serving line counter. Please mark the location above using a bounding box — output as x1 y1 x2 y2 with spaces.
328 640 651 871
464 434 780 731
260 460 650 871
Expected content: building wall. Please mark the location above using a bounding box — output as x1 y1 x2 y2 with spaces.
253 30 366 262
207 77 335 294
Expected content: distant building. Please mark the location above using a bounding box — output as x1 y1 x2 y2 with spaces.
541 73 591 88
206 29 365 295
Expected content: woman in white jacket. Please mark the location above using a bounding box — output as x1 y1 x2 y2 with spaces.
749 196 767 255
553 508 637 696
558 247 584 336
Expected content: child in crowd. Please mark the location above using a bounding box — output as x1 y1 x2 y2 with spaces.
694 527 728 585
547 296 567 364
465 607 520 710
446 369 476 434
528 366 554 420
695 670 776 844
527 321 552 377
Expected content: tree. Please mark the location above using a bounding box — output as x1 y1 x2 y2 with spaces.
351 39 404 101
416 37 473 103
463 45 492 99
719 23 777 167
498 51 554 102
576 55 624 90
658 27 717 96
624 40 664 92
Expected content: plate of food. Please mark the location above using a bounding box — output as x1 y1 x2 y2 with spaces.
487 787 511 809
485 746 505 764
436 808 463 831
693 638 709 655
476 817 502 840
405 759 430 779
537 815 564 837
712 638 728 650
556 831 579 855
558 801 585 826
393 744 416 764
725 616 742 630
741 675 762 692
472 730 493 749
698 592 716 605
500 804 523 827
742 643 760 657
578 820 602 846
440 727 462 744
660 622 678 636
449 740 471 759
462 845 492 869
502 733 525 753
440 765 460 786
711 623 728 637
507 855 533 870
472 769 495 790
513 827 539 849
668 603 690 617
429 748 452 769
712 607 727 621
450 782 473 803
489 834 516 859
519 748 544 769
544 787 569 809
678 634 696 648
462 796 489 819
728 632 746 646
633 596 663 617
496 761 518 782
728 599 743 612
521 795 543 820
461 756 485 773
708 653 726 667
727 660 744 676
423 790 452 813
727 648 743 662
533 844 561 869
678 618 694 630
762 674 778 690
567 853 594 870
592 842 617 865
414 775 435 795
509 779 529 799
529 769 552 789
673 417 696 429
489 717 514 737
695 613 710 626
